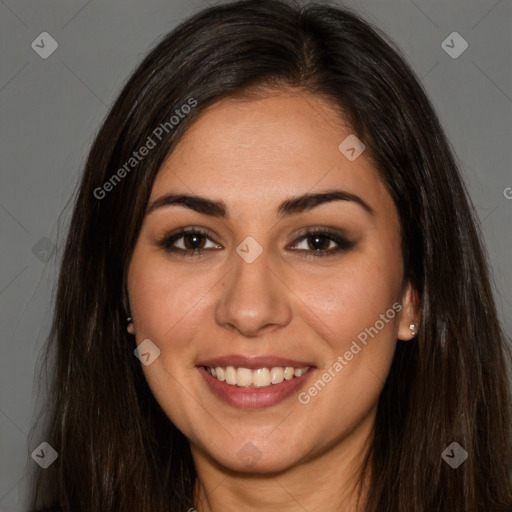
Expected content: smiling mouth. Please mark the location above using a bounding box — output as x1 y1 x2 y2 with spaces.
203 365 311 388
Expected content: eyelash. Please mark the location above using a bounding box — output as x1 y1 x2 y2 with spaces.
157 227 355 259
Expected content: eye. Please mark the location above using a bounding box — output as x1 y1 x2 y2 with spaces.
157 227 355 258
288 228 355 258
157 228 221 257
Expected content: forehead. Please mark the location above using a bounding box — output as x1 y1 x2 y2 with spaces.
150 90 393 218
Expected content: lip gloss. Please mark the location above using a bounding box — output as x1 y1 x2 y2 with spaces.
198 366 314 409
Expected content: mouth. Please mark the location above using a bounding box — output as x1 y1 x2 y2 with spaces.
196 356 316 409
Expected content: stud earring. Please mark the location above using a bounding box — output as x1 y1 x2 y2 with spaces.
409 322 417 337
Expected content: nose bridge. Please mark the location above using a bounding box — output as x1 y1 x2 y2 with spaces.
215 237 291 336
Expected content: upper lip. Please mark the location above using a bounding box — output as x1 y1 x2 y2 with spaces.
196 354 315 370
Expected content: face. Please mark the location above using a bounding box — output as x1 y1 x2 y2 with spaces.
127 89 418 475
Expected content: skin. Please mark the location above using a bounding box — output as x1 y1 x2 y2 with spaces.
127 89 419 512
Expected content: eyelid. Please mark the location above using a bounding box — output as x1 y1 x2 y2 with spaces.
287 227 355 256
157 225 355 258
157 226 221 251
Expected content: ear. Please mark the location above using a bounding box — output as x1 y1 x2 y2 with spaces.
397 280 420 341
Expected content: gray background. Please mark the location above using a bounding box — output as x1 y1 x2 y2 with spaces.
0 0 510 510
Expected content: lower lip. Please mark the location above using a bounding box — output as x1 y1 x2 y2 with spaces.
198 366 315 409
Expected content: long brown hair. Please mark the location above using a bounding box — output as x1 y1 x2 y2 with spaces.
29 1 512 510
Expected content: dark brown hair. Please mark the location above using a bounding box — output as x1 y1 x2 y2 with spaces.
29 0 512 510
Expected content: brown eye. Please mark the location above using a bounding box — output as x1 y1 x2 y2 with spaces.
157 228 220 257
305 233 333 251
157 227 355 258
290 229 355 258
182 232 207 250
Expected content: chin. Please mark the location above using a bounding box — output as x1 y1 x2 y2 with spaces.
203 438 309 475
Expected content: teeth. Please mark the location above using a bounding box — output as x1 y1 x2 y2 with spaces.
236 367 253 387
253 368 270 387
225 366 237 385
270 367 284 384
206 365 310 388
284 367 294 380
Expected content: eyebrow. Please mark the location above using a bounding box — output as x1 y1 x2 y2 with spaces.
146 189 375 218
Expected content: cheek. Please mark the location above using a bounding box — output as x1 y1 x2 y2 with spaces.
290 242 402 409
128 259 177 336
127 253 217 365
127 253 210 425
293 248 402 345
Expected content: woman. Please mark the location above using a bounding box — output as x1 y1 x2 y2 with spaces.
29 0 512 510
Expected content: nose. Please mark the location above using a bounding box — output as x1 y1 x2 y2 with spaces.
215 244 292 337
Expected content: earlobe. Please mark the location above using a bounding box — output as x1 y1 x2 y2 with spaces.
397 281 420 341
127 317 135 335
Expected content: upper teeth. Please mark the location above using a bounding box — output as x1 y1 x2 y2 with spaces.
206 366 310 388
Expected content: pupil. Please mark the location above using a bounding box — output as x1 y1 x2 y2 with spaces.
185 233 204 250
309 234 328 251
